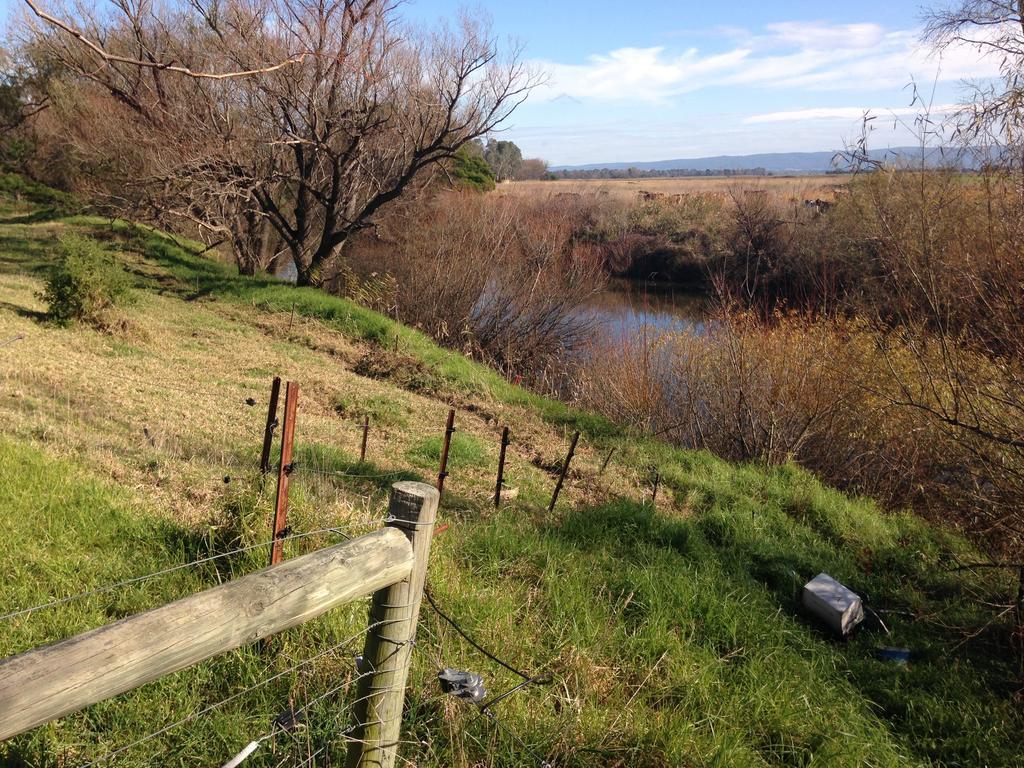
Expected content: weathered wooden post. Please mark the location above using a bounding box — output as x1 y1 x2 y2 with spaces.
270 381 299 566
436 408 456 496
494 426 510 508
0 528 415 741
548 431 580 513
259 377 282 475
346 482 439 768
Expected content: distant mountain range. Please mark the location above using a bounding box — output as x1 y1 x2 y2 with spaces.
553 147 955 174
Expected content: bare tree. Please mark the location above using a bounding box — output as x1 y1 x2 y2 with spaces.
21 0 538 283
834 3 1024 550
924 1 1024 163
515 157 549 180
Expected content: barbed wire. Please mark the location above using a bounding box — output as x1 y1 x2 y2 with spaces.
423 587 564 768
0 524 378 624
289 465 417 482
423 587 533 682
226 639 422 768
94 368 264 403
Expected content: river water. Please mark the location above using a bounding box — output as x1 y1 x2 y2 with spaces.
582 279 711 342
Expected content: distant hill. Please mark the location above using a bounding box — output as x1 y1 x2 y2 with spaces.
553 147 954 174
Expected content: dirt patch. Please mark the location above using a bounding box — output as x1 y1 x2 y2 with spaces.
353 347 444 395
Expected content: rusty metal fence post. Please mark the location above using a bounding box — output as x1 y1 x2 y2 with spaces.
259 377 282 475
494 426 510 508
436 408 455 496
270 381 299 566
548 431 580 513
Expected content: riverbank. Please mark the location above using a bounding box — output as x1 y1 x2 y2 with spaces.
1 191 1021 766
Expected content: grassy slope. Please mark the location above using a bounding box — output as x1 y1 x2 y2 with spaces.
0 186 1020 768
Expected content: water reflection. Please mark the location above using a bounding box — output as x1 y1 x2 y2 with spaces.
583 279 710 341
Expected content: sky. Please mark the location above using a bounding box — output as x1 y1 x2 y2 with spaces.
402 0 999 165
0 0 1002 165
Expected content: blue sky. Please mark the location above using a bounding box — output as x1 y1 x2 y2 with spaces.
404 0 998 164
1 0 999 164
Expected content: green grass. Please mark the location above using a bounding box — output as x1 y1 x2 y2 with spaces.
0 438 373 767
428 469 1021 767
330 393 412 428
0 184 1021 767
66 214 621 440
407 433 488 471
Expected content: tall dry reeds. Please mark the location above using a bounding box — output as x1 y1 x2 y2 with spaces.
575 311 939 507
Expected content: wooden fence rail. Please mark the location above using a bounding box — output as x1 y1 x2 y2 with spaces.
0 480 439 768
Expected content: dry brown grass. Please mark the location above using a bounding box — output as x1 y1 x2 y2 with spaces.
0 231 646 532
497 175 848 205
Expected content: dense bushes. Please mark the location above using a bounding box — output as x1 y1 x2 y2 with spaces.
336 192 605 382
576 314 917 500
574 167 1024 554
41 234 134 327
327 170 1023 553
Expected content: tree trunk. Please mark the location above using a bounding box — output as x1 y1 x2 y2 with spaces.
295 238 346 287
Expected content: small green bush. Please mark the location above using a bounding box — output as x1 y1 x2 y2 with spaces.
41 234 134 327
331 393 411 428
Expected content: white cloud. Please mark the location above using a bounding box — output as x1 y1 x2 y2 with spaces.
744 104 960 124
763 21 887 50
533 21 1002 103
543 46 752 103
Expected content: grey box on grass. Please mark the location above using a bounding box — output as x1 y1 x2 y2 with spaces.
802 572 864 636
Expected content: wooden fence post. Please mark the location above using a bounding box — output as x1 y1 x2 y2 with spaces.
0 528 415 741
548 431 580 513
360 415 370 463
436 408 455 496
494 426 510 508
259 377 282 475
270 382 299 566
346 482 439 768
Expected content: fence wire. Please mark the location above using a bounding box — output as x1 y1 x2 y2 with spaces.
231 639 423 768
0 523 380 624
77 619 384 767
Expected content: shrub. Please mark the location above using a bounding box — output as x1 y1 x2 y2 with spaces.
450 147 496 192
41 234 134 327
342 191 605 384
330 393 410 428
574 311 942 512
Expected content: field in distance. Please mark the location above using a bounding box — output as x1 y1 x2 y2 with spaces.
498 174 848 203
